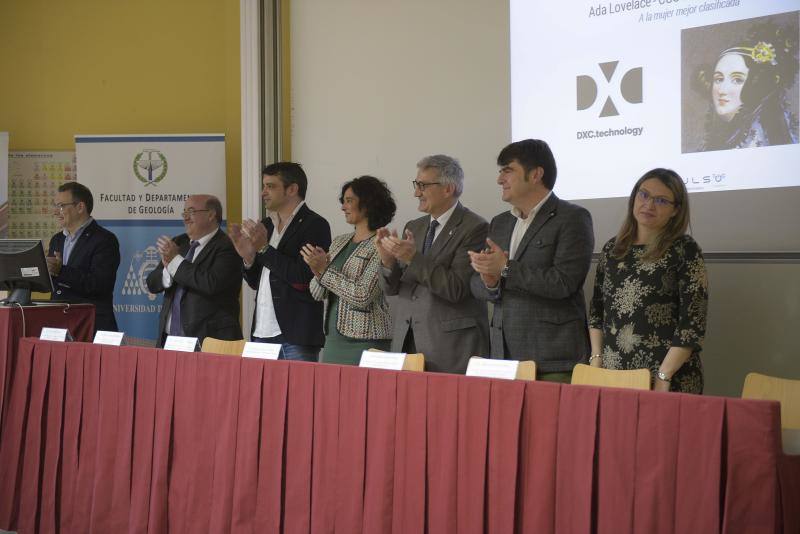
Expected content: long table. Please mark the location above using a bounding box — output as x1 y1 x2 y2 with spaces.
0 339 797 533
0 304 95 433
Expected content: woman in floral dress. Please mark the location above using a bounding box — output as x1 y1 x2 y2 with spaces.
588 168 708 393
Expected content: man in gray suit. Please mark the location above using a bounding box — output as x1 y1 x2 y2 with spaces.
469 139 594 382
377 155 489 373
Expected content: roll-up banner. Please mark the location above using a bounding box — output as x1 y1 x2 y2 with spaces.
76 134 226 344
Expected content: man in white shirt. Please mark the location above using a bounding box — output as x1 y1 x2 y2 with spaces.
230 162 331 361
377 155 489 373
147 195 242 346
469 139 594 382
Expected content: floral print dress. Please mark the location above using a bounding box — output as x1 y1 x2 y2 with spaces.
589 235 708 393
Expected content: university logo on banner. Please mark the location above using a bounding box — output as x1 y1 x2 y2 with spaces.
133 149 168 186
76 134 226 344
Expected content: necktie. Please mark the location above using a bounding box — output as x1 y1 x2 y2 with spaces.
422 219 439 254
168 240 200 336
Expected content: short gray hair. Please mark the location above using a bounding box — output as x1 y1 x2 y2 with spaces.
417 154 464 197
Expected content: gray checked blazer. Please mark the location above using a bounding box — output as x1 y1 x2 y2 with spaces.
310 233 391 340
381 202 490 373
470 194 594 373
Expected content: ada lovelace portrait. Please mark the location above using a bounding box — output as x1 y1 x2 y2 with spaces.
681 12 799 153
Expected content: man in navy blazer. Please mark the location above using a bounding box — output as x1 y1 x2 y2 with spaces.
47 182 121 333
146 195 242 347
469 140 594 381
230 162 331 361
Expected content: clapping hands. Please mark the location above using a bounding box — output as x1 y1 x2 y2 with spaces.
467 238 508 288
376 227 417 266
229 219 269 265
300 244 329 277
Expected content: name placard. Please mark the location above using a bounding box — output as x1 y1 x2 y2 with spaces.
40 327 70 342
163 336 199 352
93 330 125 346
466 358 519 380
21 267 40 277
359 351 407 370
242 342 281 360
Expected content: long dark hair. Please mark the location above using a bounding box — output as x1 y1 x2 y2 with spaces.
612 168 690 261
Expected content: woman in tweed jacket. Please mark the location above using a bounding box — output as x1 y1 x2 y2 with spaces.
302 176 397 365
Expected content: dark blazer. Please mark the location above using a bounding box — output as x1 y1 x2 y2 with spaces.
243 203 331 347
381 202 490 373
48 219 120 333
470 194 594 373
146 229 242 346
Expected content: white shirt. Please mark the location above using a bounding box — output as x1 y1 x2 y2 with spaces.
508 191 551 259
252 201 306 338
161 227 219 332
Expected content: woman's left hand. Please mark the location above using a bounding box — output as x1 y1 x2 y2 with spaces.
301 244 329 277
653 378 671 392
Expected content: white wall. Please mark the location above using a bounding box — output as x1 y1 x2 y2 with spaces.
291 0 510 236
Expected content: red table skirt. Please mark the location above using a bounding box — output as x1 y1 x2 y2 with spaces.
0 304 95 439
0 339 796 534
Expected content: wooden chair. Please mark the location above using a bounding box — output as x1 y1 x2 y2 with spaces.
402 353 425 372
366 348 425 371
571 363 651 391
200 337 246 356
742 372 800 430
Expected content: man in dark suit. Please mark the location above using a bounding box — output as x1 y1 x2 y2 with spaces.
146 195 242 347
47 182 120 333
469 139 594 382
229 162 331 361
377 155 489 373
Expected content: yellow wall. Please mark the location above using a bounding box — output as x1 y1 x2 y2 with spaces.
0 0 242 223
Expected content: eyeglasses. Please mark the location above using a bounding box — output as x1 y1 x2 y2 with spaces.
182 208 210 218
412 180 443 191
636 190 677 208
52 202 77 211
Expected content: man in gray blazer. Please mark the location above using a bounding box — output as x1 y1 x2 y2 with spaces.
377 155 489 373
469 139 594 381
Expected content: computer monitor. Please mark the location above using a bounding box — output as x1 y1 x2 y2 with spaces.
0 239 54 306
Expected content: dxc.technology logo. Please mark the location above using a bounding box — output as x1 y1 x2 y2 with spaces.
576 61 643 117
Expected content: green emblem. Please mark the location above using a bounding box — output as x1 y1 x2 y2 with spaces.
133 149 168 186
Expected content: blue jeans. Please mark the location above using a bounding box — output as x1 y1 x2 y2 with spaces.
251 335 320 362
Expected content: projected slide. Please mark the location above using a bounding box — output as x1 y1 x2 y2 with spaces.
510 1 799 199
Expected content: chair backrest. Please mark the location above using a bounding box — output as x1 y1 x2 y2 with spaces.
200 337 246 356
571 363 651 391
742 372 800 430
402 353 425 372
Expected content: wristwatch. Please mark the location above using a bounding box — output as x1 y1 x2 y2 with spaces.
656 370 671 382
500 261 510 279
